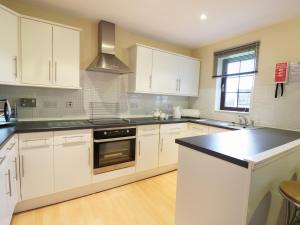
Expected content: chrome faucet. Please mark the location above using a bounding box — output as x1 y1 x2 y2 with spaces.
238 115 249 126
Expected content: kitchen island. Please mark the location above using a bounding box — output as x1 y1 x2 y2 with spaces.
175 128 300 225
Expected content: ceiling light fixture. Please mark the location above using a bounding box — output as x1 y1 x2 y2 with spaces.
200 14 207 21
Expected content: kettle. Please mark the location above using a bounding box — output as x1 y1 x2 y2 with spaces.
0 99 12 122
173 106 181 119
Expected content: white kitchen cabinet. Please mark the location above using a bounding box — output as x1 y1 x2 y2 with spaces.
53 130 92 192
187 123 209 137
129 44 200 96
159 123 188 167
209 126 230 134
152 50 179 94
0 135 19 225
178 57 200 96
53 26 80 88
129 45 153 93
20 17 81 88
0 6 18 84
21 18 53 86
19 132 54 200
136 125 160 172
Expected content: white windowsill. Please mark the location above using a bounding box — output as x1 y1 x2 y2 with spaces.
214 109 250 115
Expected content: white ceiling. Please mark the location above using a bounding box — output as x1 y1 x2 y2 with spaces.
22 0 300 48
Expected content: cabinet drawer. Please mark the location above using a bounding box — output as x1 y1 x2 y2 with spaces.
160 123 188 134
137 125 160 136
54 129 92 145
0 135 18 156
19 132 53 149
189 123 209 134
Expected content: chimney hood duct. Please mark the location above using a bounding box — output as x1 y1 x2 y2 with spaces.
87 20 132 74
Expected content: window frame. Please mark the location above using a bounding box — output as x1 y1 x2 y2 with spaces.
220 58 254 112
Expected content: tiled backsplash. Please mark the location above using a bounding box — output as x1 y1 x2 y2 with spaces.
0 71 189 120
189 83 300 131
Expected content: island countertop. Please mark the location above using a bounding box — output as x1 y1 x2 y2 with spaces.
175 128 300 168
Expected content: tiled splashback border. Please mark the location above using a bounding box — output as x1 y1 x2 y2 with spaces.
0 71 189 120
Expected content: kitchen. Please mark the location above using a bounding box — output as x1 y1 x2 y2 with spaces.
0 0 300 225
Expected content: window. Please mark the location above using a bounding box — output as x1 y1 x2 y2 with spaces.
213 42 260 112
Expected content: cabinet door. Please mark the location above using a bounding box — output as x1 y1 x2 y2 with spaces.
53 26 80 88
0 157 9 225
135 46 153 92
0 8 18 84
159 132 181 167
21 18 53 85
54 142 91 192
136 134 159 172
7 143 18 211
20 146 54 200
152 50 179 94
179 57 200 96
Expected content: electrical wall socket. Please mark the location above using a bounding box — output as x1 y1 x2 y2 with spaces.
66 101 73 108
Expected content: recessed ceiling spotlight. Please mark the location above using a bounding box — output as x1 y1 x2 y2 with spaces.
200 14 207 21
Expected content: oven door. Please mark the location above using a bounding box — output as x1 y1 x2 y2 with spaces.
93 137 136 174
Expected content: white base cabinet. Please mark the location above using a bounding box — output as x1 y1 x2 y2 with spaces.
0 135 19 225
159 123 188 167
53 130 92 192
136 125 160 172
19 132 54 200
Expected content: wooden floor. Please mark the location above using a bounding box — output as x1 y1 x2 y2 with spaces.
12 171 177 225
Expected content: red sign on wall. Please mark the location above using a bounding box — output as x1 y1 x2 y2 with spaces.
275 62 288 83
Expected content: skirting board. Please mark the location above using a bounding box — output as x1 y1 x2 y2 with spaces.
14 164 177 213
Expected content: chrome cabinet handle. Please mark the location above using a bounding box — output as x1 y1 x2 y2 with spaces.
8 142 16 151
14 157 18 181
55 61 57 83
21 155 24 178
49 60 51 82
6 169 12 197
88 147 91 168
149 75 152 89
179 79 181 91
176 79 178 91
160 139 163 152
14 56 17 78
0 156 6 165
138 141 141 156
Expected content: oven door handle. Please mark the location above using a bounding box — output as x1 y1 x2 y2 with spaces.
94 136 136 143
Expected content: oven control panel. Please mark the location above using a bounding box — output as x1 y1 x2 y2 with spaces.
94 128 136 139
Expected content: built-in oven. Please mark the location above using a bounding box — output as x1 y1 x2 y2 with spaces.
93 127 136 175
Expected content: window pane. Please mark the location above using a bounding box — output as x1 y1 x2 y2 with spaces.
227 62 240 75
226 77 239 92
240 59 255 73
225 93 238 108
238 93 251 108
239 75 254 92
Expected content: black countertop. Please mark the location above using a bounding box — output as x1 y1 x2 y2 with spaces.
0 117 240 149
175 128 300 168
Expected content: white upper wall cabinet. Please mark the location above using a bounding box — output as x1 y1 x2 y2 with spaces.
21 18 53 86
0 7 18 84
20 17 81 89
129 44 200 97
53 26 80 88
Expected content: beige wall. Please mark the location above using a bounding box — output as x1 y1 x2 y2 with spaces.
0 0 191 69
190 17 300 130
192 16 300 88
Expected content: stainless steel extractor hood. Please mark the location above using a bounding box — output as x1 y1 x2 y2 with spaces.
87 20 132 74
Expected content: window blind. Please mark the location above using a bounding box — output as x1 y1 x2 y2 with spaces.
212 41 260 78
